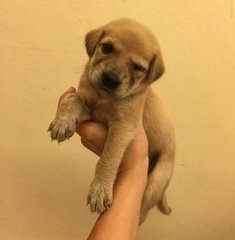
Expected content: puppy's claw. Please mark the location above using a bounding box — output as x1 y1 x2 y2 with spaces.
87 195 92 206
48 118 76 142
87 182 113 213
103 198 112 210
47 122 53 132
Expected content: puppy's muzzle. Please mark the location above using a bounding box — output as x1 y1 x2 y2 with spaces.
101 72 121 90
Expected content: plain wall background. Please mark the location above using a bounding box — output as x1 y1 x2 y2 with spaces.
1 0 235 239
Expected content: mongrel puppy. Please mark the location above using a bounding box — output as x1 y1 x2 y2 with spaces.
48 18 175 224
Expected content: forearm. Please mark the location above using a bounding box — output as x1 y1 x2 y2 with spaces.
87 158 148 240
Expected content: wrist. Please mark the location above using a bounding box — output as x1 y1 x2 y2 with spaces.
118 152 149 175
116 156 148 192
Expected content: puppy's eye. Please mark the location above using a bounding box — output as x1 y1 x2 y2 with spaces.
133 63 145 72
101 43 114 54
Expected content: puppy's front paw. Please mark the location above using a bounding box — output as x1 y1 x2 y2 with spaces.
48 117 76 142
87 181 113 213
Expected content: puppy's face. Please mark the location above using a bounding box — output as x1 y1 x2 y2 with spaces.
85 19 164 99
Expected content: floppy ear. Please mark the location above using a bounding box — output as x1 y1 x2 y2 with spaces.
85 27 104 57
148 52 165 82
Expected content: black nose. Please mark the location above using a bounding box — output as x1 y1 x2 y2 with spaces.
101 72 121 89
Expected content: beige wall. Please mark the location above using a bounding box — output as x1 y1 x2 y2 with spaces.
1 1 235 239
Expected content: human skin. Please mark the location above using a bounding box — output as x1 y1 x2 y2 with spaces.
58 87 149 240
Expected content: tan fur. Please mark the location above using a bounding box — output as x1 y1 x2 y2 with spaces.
48 18 175 224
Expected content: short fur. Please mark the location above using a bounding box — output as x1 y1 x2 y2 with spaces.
48 18 175 224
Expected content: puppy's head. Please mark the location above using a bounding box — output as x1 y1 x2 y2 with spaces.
85 18 164 99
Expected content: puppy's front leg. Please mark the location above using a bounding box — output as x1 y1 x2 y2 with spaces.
87 122 136 213
48 92 90 142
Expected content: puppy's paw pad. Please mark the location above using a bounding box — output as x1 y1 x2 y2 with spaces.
87 183 112 213
48 118 76 142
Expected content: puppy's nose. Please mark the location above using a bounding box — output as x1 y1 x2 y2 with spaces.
101 72 121 89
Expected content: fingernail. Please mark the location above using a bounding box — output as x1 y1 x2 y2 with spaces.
67 86 76 92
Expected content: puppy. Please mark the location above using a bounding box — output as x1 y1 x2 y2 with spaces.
48 18 175 224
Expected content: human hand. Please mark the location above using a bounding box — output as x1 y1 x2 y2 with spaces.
57 87 149 177
57 88 149 239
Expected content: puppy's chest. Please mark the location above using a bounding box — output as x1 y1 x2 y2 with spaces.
89 101 116 123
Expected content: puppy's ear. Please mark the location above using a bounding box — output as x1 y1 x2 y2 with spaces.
85 27 104 57
149 52 165 82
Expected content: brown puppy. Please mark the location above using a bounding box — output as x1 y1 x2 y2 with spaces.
48 18 175 224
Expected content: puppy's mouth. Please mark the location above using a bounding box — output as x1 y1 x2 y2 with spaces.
91 83 113 96
96 82 123 98
99 86 110 93
98 87 110 95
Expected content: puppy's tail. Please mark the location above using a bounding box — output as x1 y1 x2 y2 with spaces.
157 192 172 215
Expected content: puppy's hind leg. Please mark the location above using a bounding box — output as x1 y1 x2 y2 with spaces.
157 192 171 215
139 153 174 225
140 190 171 225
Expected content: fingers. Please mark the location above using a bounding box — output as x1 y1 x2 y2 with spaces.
81 139 101 156
76 121 108 156
58 86 76 106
